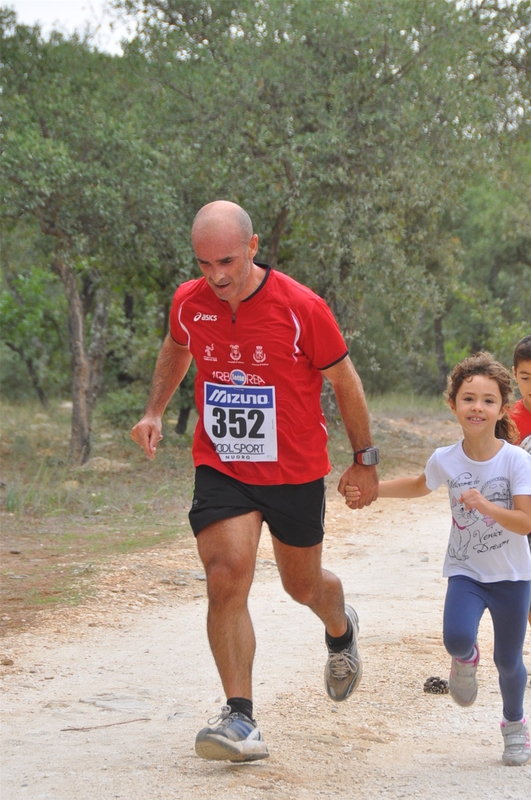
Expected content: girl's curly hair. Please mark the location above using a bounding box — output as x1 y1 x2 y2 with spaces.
445 352 518 443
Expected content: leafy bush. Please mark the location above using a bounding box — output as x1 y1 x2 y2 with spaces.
96 385 148 427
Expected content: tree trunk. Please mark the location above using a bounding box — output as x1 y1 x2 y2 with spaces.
175 406 191 435
433 314 449 393
87 289 109 413
4 341 48 407
267 206 289 268
267 158 297 268
52 257 108 464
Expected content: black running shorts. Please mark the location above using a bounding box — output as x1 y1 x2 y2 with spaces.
189 465 326 547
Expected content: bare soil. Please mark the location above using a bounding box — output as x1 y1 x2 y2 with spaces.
1 415 530 799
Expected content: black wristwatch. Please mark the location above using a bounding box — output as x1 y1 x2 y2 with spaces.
352 446 380 466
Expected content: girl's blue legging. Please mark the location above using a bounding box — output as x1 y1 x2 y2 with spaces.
443 575 531 722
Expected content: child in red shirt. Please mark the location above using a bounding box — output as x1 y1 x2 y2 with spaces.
510 334 531 630
510 335 531 454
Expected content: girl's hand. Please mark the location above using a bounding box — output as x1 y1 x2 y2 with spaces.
344 484 362 509
458 488 489 514
458 489 531 535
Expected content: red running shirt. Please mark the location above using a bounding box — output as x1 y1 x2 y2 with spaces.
509 399 531 454
169 265 348 484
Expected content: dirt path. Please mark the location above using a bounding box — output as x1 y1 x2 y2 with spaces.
1 489 530 799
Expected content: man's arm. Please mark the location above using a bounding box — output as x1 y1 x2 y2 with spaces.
322 356 378 509
131 335 193 460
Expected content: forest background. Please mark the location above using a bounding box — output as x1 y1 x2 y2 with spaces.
1 0 530 466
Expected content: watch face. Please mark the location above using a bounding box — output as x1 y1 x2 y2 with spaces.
358 447 379 465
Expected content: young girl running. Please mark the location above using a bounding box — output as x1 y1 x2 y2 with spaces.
346 352 531 766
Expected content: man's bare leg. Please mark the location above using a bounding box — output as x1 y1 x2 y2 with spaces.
272 537 362 701
196 511 262 700
194 512 270 762
272 538 347 635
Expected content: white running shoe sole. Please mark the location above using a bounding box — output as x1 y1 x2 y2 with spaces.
195 733 270 762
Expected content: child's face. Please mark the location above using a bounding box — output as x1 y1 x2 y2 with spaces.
513 359 531 412
450 375 505 436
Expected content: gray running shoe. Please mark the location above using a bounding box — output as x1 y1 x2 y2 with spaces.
195 705 270 762
324 605 363 702
501 718 531 766
449 645 479 707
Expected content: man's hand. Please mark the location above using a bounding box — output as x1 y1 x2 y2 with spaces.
338 463 378 509
131 415 164 460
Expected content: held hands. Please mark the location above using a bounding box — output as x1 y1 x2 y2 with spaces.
344 484 362 509
338 463 378 510
130 416 164 460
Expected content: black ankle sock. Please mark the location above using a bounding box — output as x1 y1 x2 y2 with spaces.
227 696 253 720
326 617 353 652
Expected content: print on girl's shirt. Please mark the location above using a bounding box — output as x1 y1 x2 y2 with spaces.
448 475 511 562
449 495 477 561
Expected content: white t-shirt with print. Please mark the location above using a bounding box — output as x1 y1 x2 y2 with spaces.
425 440 531 582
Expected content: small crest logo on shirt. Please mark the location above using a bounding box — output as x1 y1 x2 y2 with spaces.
229 344 243 362
253 345 268 365
204 344 217 362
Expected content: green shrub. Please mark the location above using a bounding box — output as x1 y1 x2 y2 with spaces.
97 385 148 427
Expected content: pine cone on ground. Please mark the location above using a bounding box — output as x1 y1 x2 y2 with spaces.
423 676 449 694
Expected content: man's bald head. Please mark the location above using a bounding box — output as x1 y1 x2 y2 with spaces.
191 201 253 245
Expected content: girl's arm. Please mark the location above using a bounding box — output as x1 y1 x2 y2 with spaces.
344 473 431 508
378 473 432 498
459 490 531 536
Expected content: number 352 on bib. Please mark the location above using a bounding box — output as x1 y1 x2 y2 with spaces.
203 382 278 462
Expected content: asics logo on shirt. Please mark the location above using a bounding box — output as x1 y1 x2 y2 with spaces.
193 312 217 322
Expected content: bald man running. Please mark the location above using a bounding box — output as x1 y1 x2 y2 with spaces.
131 200 379 762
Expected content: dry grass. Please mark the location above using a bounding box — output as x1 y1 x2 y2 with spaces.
0 400 195 633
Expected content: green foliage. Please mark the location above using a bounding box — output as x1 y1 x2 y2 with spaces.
0 12 196 459
103 292 167 388
114 0 531 389
1 0 531 406
443 139 531 367
0 220 70 402
97 385 151 427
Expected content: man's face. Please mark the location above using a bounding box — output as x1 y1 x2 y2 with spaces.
193 227 259 309
514 359 531 412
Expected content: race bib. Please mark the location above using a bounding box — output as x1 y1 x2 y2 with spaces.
204 382 278 462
